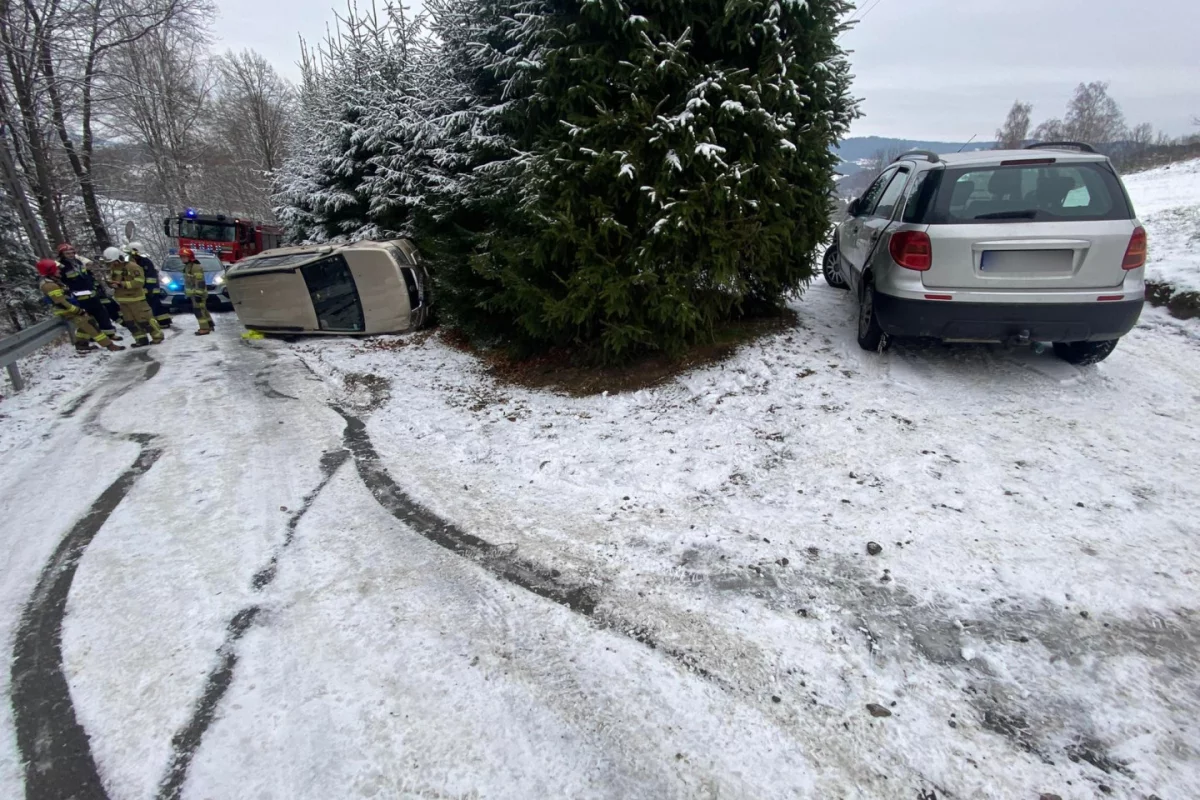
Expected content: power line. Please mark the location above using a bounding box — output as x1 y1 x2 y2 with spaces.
854 0 886 23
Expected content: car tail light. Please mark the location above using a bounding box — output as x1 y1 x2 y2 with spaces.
1122 226 1147 270
889 231 932 271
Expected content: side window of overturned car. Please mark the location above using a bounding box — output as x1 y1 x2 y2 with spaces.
300 254 365 332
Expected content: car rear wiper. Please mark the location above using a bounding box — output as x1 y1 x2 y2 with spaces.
973 210 1039 220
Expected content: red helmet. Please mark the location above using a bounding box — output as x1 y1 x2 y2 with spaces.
56 243 74 255
179 247 196 262
36 258 59 277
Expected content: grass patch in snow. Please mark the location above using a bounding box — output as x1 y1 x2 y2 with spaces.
1145 281 1200 320
437 308 799 397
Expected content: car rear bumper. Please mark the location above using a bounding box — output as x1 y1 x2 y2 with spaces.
873 292 1143 343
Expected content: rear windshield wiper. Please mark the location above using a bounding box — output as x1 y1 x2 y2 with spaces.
973 210 1039 220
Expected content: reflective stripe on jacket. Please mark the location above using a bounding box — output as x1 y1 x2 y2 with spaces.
134 254 160 288
108 260 147 302
40 278 82 316
58 257 98 294
183 261 207 298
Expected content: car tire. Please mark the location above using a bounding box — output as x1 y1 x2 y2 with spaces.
1052 339 1119 365
856 279 886 352
822 246 849 290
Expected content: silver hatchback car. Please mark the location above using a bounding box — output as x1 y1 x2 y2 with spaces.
824 143 1146 364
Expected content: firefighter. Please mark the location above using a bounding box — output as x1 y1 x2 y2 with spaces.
103 246 163 347
180 247 214 336
125 242 173 328
56 243 122 336
37 259 125 353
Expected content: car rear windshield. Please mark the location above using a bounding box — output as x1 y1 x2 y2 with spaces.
917 161 1132 224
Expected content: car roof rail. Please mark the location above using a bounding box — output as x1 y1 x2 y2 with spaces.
1025 141 1097 154
893 150 941 164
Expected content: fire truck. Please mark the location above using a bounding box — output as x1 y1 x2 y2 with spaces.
163 209 283 264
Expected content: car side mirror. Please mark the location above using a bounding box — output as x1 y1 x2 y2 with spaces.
847 198 861 217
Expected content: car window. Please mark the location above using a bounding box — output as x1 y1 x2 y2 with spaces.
856 168 895 216
872 168 910 220
300 254 364 332
901 171 932 223
932 162 1129 223
400 267 422 311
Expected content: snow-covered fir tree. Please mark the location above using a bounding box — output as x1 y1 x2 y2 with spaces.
0 187 38 330
277 0 857 363
273 3 431 242
426 0 859 361
272 45 328 243
416 0 532 341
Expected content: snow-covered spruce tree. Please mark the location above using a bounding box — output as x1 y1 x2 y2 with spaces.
359 7 441 237
0 188 38 330
425 0 858 362
273 40 342 242
273 3 430 242
417 0 530 341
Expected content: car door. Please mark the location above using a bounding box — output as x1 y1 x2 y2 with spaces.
858 167 912 281
840 168 898 292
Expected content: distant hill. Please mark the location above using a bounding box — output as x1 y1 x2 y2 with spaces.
830 136 996 198
834 136 995 173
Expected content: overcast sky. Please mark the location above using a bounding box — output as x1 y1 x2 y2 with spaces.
214 0 1200 142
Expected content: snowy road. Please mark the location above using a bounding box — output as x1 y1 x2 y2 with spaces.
1 287 1199 800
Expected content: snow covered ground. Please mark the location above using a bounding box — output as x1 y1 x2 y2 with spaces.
1124 157 1200 294
1 281 1199 799
283 288 1200 799
0 335 117 455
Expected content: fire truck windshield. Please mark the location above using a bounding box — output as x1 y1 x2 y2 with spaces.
179 220 236 242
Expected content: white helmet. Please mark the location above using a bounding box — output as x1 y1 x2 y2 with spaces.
128 241 144 253
102 246 124 262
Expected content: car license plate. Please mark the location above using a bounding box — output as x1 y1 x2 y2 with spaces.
980 250 1072 275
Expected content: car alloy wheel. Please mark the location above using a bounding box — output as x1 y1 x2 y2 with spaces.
823 247 849 290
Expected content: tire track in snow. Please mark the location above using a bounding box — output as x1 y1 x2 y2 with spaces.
153 449 348 800
10 351 162 800
333 406 722 685
152 342 347 800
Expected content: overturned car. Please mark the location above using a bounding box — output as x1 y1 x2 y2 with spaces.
224 239 431 335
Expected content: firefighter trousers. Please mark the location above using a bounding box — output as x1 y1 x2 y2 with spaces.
191 296 214 332
118 299 164 345
78 297 117 335
56 309 112 345
102 296 122 325
148 289 173 327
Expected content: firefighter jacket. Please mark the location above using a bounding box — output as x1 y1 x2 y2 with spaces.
40 276 84 317
108 259 147 303
183 260 207 299
58 257 98 294
62 255 118 302
133 254 162 293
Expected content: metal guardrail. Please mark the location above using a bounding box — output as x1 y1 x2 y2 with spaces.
1 317 71 392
